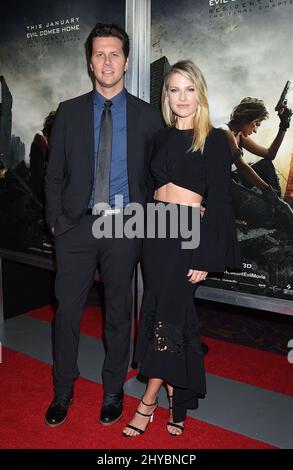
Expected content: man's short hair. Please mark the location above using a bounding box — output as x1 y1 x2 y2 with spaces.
85 23 130 59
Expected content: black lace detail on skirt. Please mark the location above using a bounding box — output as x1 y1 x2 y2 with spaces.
139 310 203 356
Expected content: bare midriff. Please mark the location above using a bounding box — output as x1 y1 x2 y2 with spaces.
153 182 202 207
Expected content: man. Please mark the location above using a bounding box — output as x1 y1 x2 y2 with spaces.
44 23 163 427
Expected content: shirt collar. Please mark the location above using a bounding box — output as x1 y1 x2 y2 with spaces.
93 88 126 109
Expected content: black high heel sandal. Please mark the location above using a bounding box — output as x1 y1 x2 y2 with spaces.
122 396 158 437
167 394 184 436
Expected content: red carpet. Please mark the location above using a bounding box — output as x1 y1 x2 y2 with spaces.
0 347 275 449
28 305 105 339
27 305 293 396
202 336 293 396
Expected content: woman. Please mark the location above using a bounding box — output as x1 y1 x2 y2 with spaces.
122 60 241 437
221 97 292 196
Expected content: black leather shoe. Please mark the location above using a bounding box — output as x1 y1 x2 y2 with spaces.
45 392 73 427
99 392 123 425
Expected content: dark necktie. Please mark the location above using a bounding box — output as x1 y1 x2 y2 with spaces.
93 99 112 208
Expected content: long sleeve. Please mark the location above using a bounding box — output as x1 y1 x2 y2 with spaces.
145 114 165 203
191 129 242 272
44 103 66 228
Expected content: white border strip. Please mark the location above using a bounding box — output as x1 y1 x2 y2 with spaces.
125 0 150 101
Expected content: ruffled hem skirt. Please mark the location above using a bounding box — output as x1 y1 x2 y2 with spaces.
135 201 206 422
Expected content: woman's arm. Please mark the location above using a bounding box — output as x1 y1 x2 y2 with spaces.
234 156 268 190
241 129 286 160
241 105 292 160
222 128 243 161
222 128 270 190
190 129 242 276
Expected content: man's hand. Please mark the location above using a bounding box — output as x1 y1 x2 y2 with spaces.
51 227 54 235
187 269 208 284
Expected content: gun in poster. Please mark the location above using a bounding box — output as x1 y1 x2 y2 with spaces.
275 81 293 132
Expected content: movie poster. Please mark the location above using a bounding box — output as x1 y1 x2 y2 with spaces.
0 0 125 257
151 0 293 301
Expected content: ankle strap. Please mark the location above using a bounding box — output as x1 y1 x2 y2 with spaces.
141 397 158 407
136 409 153 418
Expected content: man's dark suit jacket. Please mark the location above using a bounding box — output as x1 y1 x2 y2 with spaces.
45 90 163 236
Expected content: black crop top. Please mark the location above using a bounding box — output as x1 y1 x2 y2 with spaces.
149 126 242 273
150 127 206 197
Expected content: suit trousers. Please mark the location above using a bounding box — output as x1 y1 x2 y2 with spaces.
53 213 141 396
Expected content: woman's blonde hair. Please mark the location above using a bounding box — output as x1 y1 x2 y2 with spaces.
161 60 212 152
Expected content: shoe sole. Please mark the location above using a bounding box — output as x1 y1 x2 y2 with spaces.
44 398 73 428
45 415 68 428
99 413 122 426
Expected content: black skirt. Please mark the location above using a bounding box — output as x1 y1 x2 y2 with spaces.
135 200 206 422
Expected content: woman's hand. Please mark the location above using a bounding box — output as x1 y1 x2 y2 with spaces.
187 269 208 284
278 104 292 131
